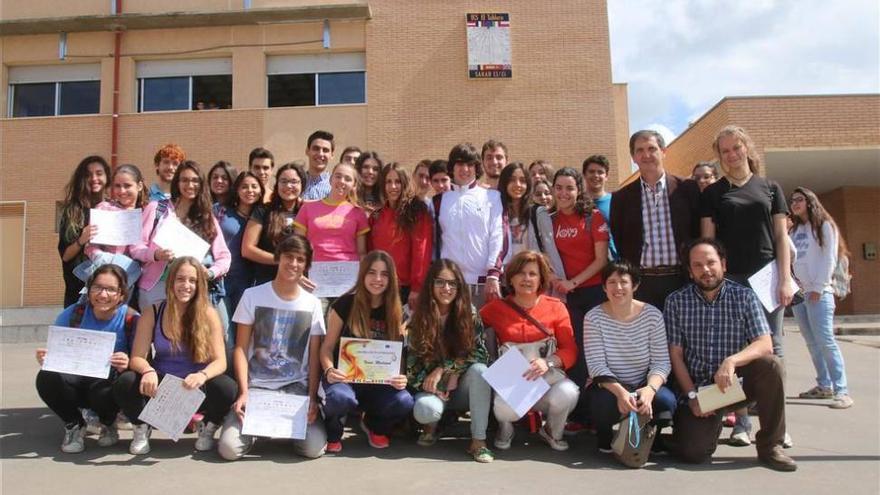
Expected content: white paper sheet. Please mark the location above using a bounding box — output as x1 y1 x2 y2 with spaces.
747 261 800 312
42 326 116 379
482 346 550 418
90 208 143 246
309 261 359 298
138 374 206 441
152 217 210 261
241 389 309 440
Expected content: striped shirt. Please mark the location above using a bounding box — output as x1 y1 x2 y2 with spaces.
302 171 331 201
665 280 770 387
640 174 679 267
584 304 671 386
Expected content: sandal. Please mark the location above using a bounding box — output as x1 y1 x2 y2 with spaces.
417 429 438 447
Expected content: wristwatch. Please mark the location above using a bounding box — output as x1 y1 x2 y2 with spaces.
687 390 697 400
546 359 556 369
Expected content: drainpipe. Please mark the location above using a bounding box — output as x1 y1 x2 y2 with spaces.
111 0 123 169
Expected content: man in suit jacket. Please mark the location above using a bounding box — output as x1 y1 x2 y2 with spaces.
610 130 701 311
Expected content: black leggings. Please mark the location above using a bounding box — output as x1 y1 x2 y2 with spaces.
113 370 238 426
36 370 119 427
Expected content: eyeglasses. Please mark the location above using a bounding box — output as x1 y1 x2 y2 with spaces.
433 279 459 289
279 179 302 187
179 178 201 185
790 196 806 203
89 285 120 296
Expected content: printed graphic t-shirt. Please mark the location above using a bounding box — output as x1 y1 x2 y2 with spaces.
233 282 326 390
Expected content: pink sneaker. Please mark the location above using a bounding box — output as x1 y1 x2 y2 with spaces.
326 441 343 453
360 420 390 449
722 412 736 427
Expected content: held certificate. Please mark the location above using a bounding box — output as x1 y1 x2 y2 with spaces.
152 217 211 261
241 389 309 440
138 374 206 441
337 337 403 384
42 326 116 379
309 261 359 298
89 208 143 246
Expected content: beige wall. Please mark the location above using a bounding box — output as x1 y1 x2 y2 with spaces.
364 0 621 181
0 0 366 20
0 106 366 306
612 82 630 184
2 0 622 306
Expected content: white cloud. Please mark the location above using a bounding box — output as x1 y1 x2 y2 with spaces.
608 0 880 134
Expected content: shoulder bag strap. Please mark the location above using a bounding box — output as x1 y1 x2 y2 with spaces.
501 297 554 338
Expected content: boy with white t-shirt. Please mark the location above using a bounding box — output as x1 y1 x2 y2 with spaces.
218 235 327 460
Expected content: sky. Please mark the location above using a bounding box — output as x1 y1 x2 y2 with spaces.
607 0 880 145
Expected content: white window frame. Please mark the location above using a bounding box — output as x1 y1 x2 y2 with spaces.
7 64 101 118
266 53 367 107
136 58 232 113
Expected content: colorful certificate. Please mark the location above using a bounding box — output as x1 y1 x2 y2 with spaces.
337 337 403 384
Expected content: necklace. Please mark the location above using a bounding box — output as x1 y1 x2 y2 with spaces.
727 169 753 185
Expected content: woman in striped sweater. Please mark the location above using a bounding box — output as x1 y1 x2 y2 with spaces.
583 259 675 453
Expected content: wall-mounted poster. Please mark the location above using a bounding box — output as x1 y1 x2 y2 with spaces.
466 13 511 79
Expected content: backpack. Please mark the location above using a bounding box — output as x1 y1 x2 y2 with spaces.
69 303 139 349
831 254 852 300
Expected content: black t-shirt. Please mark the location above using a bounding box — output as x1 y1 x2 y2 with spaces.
700 176 788 275
250 205 296 284
330 293 389 367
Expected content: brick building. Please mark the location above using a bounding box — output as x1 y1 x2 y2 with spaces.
0 1 630 307
664 94 880 315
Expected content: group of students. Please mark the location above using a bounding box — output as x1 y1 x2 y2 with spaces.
40 126 852 472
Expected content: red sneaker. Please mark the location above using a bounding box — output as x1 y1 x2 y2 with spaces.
360 420 390 449
326 441 343 453
564 421 586 436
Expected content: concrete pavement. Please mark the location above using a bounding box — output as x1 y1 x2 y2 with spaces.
1 330 878 495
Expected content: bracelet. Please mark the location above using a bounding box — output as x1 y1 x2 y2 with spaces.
647 383 659 393
142 369 157 376
198 370 209 379
323 367 335 378
76 239 86 248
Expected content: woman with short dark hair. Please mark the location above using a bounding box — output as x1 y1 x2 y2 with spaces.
584 260 675 454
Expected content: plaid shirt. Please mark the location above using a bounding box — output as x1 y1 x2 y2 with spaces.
665 279 769 387
302 171 331 201
640 174 679 267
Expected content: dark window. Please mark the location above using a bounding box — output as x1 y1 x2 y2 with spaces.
267 74 316 107
59 81 100 115
318 72 365 105
192 75 232 110
11 83 55 117
141 77 189 112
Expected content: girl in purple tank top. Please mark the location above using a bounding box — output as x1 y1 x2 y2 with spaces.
113 257 237 456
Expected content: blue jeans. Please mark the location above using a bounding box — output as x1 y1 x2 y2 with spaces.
792 293 848 395
322 380 414 442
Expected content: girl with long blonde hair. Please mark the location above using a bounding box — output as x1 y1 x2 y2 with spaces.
113 257 236 456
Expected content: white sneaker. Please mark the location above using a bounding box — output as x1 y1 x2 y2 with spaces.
729 427 751 447
97 423 119 447
81 409 102 435
494 421 514 450
830 394 854 409
61 424 86 453
782 432 793 449
115 412 133 431
130 424 152 455
195 422 219 452
538 425 569 451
